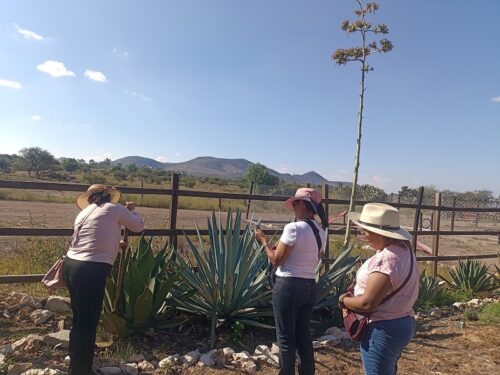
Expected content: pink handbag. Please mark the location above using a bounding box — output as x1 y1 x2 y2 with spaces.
42 256 67 288
42 205 97 289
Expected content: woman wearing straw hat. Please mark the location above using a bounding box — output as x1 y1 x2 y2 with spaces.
339 203 419 375
63 184 144 375
255 187 328 375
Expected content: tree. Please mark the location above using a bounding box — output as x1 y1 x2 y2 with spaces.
244 163 280 186
60 158 79 173
398 185 418 203
332 0 393 245
18 147 58 176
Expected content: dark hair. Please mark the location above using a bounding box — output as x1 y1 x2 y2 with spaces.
304 200 329 229
385 237 413 251
88 191 111 206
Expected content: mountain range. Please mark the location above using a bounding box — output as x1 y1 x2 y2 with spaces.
112 156 350 186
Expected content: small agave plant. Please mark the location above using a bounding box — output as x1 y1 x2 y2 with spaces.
415 272 443 309
441 258 499 295
170 210 273 348
102 236 183 337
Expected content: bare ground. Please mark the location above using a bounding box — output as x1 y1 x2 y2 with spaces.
0 290 499 375
1 200 498 263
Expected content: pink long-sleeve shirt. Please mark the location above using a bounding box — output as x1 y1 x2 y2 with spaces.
67 202 144 265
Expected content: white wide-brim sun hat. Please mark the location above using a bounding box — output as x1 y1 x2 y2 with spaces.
76 184 121 209
348 202 412 241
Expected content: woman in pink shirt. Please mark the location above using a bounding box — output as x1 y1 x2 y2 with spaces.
63 184 144 375
339 203 418 375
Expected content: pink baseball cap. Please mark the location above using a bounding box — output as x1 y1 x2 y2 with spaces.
283 187 322 210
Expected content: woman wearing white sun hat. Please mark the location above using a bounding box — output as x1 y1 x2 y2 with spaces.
63 184 144 375
339 203 419 375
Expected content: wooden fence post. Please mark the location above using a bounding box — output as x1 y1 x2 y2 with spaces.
475 203 480 228
412 187 425 253
245 181 255 220
322 184 330 270
432 192 442 277
140 179 144 205
169 173 180 249
450 196 456 231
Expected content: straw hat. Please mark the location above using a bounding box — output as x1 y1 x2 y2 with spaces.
348 203 412 241
283 187 322 212
76 184 121 209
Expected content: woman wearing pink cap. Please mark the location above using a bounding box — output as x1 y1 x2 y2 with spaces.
255 187 328 375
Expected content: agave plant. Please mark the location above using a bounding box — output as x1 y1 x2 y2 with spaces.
315 244 358 309
414 272 442 309
441 258 499 295
170 210 273 348
102 236 183 337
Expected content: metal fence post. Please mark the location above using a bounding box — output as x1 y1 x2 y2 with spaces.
412 187 424 253
432 192 442 277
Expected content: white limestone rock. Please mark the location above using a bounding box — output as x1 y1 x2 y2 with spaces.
159 354 181 368
45 296 72 315
30 310 53 325
137 360 155 372
7 363 31 375
182 349 201 367
126 354 144 363
222 347 235 359
120 363 138 375
316 335 341 346
271 342 280 355
43 330 70 349
19 295 43 310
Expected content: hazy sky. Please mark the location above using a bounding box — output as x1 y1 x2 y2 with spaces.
0 0 499 194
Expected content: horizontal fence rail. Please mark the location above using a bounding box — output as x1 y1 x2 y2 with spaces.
1 178 499 282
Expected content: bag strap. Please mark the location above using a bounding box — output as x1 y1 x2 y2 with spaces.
71 204 98 245
302 219 322 255
379 244 414 305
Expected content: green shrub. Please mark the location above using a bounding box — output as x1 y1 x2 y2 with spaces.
464 308 479 321
478 302 500 324
415 273 443 309
441 259 498 295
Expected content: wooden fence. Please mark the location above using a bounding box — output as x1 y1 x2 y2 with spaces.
0 176 499 283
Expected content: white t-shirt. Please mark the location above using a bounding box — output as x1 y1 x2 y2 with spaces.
67 202 144 265
276 220 326 279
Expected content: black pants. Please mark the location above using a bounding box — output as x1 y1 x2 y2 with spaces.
63 257 111 375
273 276 317 375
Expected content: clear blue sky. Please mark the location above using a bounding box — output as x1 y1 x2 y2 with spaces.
0 0 499 195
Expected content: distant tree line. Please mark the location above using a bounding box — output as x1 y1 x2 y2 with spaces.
1 147 497 204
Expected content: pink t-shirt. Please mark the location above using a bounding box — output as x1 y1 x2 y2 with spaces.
354 243 419 322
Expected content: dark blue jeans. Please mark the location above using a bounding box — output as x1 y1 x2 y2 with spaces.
273 276 317 375
360 315 416 375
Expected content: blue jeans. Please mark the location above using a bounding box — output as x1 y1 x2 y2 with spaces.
360 315 416 375
273 276 317 375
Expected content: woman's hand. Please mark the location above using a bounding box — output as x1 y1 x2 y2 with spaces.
255 229 267 246
342 308 348 318
125 201 136 211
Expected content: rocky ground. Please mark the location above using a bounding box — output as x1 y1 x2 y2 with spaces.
1 291 499 375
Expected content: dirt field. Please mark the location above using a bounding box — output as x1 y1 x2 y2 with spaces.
1 200 498 262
